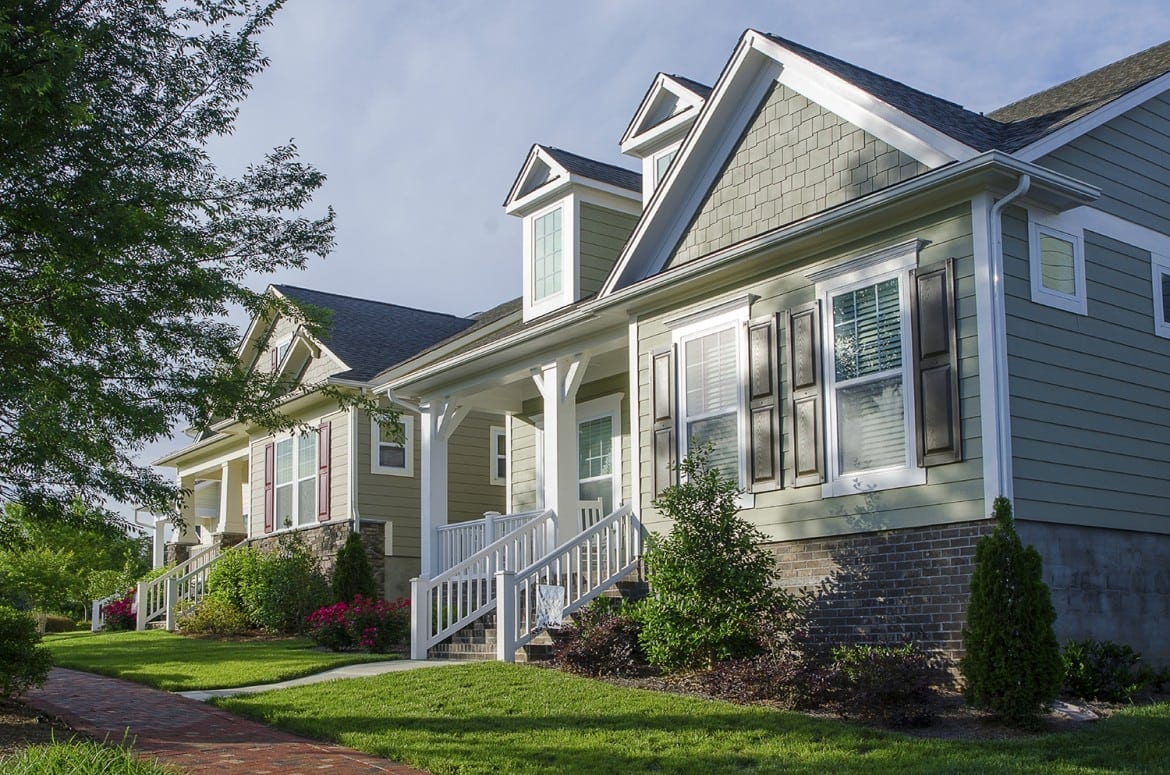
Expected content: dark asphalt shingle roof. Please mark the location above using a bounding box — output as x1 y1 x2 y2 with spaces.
669 74 713 99
273 285 476 381
763 33 1170 154
542 146 642 192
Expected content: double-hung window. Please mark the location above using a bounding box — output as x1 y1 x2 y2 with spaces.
490 426 507 486
819 248 922 495
576 395 622 515
372 415 413 476
672 304 749 487
274 430 317 528
532 207 563 302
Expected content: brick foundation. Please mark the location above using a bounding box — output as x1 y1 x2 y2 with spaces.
766 520 994 661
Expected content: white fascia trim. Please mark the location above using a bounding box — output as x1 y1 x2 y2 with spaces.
1013 71 1170 163
505 146 566 213
971 194 1006 515
750 32 976 168
371 414 414 477
620 72 706 151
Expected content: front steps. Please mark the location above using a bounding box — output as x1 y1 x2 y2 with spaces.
426 574 649 663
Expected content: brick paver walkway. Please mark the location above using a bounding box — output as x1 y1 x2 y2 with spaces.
25 668 427 774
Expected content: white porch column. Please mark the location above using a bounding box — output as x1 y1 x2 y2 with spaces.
533 354 590 545
152 517 169 568
216 458 246 536
174 475 199 546
419 398 470 576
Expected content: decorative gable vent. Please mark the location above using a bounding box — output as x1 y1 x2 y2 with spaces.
620 73 710 201
504 145 642 322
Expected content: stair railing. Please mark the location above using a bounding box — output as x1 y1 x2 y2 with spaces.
411 509 556 659
134 544 219 630
435 509 544 574
496 504 641 661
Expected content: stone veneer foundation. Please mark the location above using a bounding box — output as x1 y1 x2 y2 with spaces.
766 520 994 661
245 520 389 599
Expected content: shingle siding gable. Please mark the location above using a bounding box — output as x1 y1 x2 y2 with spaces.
668 83 927 268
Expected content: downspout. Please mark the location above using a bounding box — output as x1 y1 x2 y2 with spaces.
987 174 1031 502
350 389 363 535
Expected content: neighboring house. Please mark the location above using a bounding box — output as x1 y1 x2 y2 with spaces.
152 284 510 604
372 31 1170 664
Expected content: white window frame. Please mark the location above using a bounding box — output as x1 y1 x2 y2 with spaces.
489 425 507 486
271 429 317 530
669 299 751 495
371 415 414 477
575 394 623 513
273 335 293 367
522 200 576 320
1152 253 1170 339
650 142 681 190
816 245 925 497
1029 211 1087 315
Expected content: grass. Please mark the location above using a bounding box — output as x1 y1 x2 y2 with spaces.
0 738 175 774
217 662 1170 775
43 630 394 691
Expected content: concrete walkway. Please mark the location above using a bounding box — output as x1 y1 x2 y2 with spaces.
25 667 433 774
178 658 460 702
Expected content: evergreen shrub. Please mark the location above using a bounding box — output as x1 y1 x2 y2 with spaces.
1062 639 1156 702
961 497 1062 726
0 605 53 699
332 531 376 602
638 446 795 671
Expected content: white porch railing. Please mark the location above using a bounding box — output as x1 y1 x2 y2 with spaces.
496 504 641 661
411 509 556 659
90 592 121 632
134 544 220 630
435 509 544 574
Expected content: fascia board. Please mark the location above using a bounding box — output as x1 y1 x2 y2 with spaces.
751 33 978 168
1012 71 1170 162
619 76 705 152
503 145 570 211
619 111 697 157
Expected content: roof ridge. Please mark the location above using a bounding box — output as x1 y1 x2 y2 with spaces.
273 284 474 321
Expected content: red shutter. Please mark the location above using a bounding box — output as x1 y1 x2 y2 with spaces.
317 421 331 521
263 442 275 533
270 347 278 372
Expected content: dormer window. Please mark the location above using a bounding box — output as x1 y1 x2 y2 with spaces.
533 207 564 301
653 145 680 186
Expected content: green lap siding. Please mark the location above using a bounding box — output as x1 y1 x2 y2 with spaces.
580 204 638 299
1002 208 1170 534
639 206 984 541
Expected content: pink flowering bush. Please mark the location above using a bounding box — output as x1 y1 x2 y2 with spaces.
305 595 409 653
101 593 135 631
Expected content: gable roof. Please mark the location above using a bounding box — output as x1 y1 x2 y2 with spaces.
989 39 1170 152
272 285 475 381
541 146 642 193
670 74 712 99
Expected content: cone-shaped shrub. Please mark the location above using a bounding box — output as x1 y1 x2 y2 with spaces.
961 497 1062 726
332 531 377 603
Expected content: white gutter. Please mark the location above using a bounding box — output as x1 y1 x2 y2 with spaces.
349 389 362 535
987 174 1031 504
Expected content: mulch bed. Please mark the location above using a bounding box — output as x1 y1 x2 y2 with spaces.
0 699 81 757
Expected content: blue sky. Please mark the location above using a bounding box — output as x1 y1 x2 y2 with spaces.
133 0 1170 513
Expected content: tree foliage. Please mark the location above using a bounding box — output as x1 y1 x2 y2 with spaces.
961 497 1062 727
638 446 796 671
0 1 384 523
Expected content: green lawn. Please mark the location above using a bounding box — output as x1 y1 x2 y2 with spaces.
44 630 395 691
216 662 1170 775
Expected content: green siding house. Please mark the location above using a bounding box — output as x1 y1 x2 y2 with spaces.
153 30 1170 666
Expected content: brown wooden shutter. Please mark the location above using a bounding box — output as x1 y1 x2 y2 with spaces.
263 442 275 533
911 258 962 466
787 301 824 486
317 421 332 521
747 314 781 491
651 347 677 496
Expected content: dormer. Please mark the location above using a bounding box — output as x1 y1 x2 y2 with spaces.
620 73 710 201
505 145 641 322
